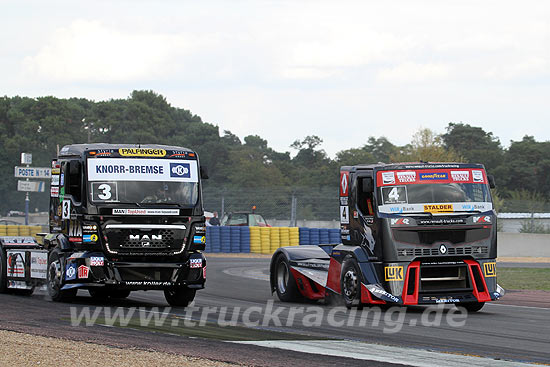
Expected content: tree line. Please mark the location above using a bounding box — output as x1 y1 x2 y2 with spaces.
1 90 548 215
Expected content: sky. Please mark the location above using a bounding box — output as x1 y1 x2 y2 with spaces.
1 0 549 157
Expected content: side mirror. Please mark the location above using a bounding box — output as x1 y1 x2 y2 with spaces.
487 175 496 189
362 177 374 193
200 166 209 180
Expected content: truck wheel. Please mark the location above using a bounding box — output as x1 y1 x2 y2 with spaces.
341 256 363 309
0 248 7 293
457 302 485 313
47 250 77 302
110 290 131 299
0 247 8 293
274 254 301 302
164 287 196 307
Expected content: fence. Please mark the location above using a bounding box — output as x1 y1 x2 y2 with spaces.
202 187 339 224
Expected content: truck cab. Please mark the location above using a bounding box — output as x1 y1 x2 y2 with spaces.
271 162 504 312
44 144 208 306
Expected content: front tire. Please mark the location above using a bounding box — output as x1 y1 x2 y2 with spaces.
274 254 301 302
0 248 7 293
457 302 485 313
341 256 363 309
164 287 196 307
47 250 77 302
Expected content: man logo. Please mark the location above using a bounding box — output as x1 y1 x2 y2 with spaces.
385 266 403 281
484 262 496 277
129 234 162 246
170 163 191 178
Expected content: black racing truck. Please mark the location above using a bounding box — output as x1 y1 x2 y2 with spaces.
1 144 209 306
271 162 504 312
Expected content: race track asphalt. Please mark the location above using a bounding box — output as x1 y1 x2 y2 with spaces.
1 257 549 366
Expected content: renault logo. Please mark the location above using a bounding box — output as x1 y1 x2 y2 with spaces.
439 244 448 254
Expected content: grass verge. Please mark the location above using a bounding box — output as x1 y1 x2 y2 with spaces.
498 267 550 291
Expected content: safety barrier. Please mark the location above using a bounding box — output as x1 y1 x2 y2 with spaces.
0 225 43 241
205 226 338 253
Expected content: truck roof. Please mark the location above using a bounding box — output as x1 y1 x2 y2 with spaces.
58 143 195 157
341 162 486 172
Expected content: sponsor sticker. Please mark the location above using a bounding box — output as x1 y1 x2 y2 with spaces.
170 162 191 178
87 158 198 183
419 172 448 181
50 186 59 198
384 266 404 281
397 171 416 183
382 171 395 185
30 252 48 279
390 218 410 225
83 224 98 231
484 262 496 277
112 208 179 216
451 170 470 182
82 234 99 243
473 216 491 223
190 258 202 268
90 257 104 266
65 263 77 281
118 148 166 157
340 171 349 196
51 175 60 186
78 265 89 279
193 235 206 244
472 170 484 183
6 251 25 278
424 204 454 213
340 206 350 224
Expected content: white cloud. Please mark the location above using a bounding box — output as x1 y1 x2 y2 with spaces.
377 63 451 83
22 19 199 82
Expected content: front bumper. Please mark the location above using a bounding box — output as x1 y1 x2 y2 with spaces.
361 259 505 305
61 251 206 290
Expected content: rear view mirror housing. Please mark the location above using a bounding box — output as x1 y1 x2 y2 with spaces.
487 174 496 189
200 166 209 180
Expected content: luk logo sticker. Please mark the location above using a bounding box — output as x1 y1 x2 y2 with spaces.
385 266 404 281
340 171 349 196
484 262 496 277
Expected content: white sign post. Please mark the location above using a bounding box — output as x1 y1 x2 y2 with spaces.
17 180 46 192
14 167 52 179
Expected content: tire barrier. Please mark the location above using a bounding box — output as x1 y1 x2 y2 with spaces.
0 225 44 241
204 226 341 254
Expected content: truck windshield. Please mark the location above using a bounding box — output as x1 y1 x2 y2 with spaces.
376 168 493 214
87 157 199 206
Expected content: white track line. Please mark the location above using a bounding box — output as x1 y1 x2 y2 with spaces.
233 340 541 367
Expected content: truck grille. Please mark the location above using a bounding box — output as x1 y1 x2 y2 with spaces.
392 228 490 245
104 225 185 254
397 246 488 257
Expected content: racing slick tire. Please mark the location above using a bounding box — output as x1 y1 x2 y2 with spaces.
274 254 302 302
457 302 485 313
47 250 77 302
164 286 196 307
341 256 363 309
0 248 7 293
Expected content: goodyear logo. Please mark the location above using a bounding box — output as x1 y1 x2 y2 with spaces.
419 172 448 180
119 148 166 157
385 266 404 281
424 204 454 213
484 262 496 277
